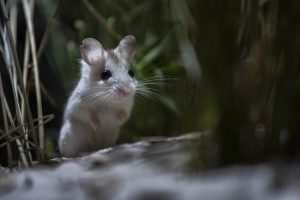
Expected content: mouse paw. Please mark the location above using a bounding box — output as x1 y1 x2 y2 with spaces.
117 109 127 121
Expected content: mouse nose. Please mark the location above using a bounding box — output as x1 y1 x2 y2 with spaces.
116 85 133 97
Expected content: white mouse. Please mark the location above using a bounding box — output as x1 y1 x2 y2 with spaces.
59 35 137 157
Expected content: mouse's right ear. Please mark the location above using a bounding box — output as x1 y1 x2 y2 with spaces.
80 38 104 66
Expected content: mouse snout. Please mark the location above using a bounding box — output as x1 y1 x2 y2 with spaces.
116 84 134 97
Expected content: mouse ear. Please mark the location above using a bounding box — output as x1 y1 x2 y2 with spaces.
116 35 136 61
80 38 104 66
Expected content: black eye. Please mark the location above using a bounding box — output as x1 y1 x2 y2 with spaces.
101 70 112 80
128 69 134 78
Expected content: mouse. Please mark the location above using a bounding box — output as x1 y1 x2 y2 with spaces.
59 35 137 157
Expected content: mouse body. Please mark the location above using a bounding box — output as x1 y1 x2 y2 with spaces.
59 35 137 157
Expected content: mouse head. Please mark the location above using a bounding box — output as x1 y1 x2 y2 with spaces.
80 35 137 102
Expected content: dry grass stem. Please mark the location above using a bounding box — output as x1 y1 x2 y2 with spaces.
1 0 38 166
22 0 45 160
0 73 13 167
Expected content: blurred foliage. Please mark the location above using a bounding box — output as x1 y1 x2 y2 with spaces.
190 0 300 168
1 0 300 169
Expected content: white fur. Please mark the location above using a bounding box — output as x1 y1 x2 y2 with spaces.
59 36 136 157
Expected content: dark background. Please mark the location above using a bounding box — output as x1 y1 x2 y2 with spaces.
1 0 300 169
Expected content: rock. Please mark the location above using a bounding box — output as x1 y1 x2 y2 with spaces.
1 132 300 200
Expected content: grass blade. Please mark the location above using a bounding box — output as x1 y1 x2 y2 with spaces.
0 0 38 164
22 0 45 160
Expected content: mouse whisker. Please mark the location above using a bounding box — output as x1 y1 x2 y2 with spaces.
81 90 111 104
102 90 114 101
138 76 179 90
136 85 160 93
136 89 156 99
141 76 177 82
135 92 163 112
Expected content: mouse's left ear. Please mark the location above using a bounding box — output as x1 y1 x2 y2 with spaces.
80 38 104 66
116 35 136 61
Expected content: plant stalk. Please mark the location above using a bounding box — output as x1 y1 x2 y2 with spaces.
22 0 45 161
0 0 40 162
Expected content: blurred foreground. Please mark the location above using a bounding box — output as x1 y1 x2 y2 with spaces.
1 0 300 173
1 133 300 200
